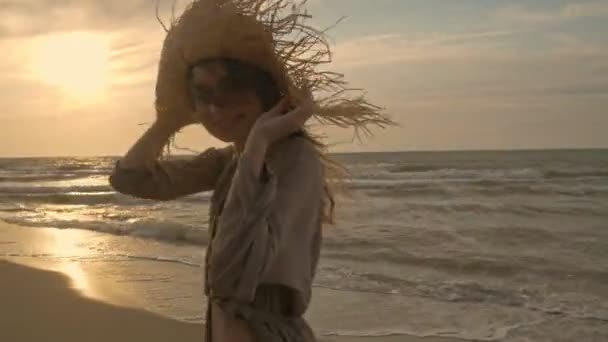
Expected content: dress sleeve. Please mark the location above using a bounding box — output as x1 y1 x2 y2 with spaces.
208 141 323 303
108 146 233 201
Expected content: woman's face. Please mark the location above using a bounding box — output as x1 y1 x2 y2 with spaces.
189 62 263 143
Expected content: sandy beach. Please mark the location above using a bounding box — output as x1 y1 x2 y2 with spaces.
0 260 203 342
0 221 464 342
0 261 460 342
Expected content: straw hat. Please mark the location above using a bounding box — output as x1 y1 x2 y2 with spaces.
154 0 394 138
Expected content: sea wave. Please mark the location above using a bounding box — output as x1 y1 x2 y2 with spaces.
474 183 608 197
383 164 608 181
388 165 447 173
0 164 111 174
405 201 605 216
0 185 111 194
543 170 608 179
120 254 201 268
0 192 142 206
0 174 91 183
1 217 210 245
323 250 608 285
2 251 202 269
385 165 542 179
0 186 211 205
351 181 451 197
0 207 36 213
318 327 517 341
315 263 608 327
354 180 608 199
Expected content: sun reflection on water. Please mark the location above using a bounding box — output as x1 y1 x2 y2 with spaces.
59 261 90 292
48 229 95 297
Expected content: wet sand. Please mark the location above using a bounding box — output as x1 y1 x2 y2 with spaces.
0 219 465 342
0 259 469 342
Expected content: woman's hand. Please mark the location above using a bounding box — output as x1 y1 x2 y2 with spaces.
248 90 315 149
242 89 316 178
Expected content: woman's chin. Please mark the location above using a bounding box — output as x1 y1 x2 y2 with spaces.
215 136 235 144
208 129 238 144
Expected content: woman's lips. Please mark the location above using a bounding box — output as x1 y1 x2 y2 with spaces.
213 113 245 125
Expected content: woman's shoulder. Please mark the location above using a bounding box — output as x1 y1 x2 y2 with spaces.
267 135 321 176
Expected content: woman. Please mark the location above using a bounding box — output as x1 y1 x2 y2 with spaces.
109 0 392 341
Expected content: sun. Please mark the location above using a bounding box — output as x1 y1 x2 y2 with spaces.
30 32 111 101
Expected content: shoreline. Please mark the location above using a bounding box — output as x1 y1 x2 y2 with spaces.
0 259 204 342
0 259 461 342
0 221 465 342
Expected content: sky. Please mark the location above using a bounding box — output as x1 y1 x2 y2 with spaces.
1 0 607 157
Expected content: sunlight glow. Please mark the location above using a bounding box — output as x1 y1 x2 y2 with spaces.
49 229 92 295
29 32 111 101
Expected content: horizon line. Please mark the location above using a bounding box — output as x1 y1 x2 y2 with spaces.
1 146 607 159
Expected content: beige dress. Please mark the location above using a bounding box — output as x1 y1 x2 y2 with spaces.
109 135 323 342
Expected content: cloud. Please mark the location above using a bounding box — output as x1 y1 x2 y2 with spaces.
496 1 608 24
1 0 607 155
544 82 608 97
0 0 171 101
0 0 179 37
331 30 529 69
331 19 608 70
327 28 608 113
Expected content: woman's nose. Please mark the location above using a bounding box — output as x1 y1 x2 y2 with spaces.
206 104 223 122
208 104 218 115
207 104 220 118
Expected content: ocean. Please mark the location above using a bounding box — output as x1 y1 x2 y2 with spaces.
1 149 607 341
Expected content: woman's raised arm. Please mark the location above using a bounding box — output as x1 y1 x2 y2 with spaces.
109 120 232 201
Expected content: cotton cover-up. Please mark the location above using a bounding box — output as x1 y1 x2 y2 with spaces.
109 136 323 341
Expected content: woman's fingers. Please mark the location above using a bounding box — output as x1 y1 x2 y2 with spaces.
270 97 290 115
290 93 315 123
276 104 313 134
249 90 316 147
